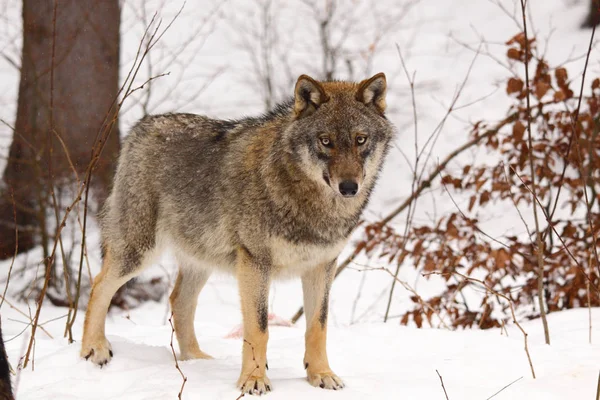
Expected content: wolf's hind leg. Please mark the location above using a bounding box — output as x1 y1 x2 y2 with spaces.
302 260 344 390
170 267 212 360
80 246 149 366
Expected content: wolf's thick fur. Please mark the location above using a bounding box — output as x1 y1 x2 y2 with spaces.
81 73 394 394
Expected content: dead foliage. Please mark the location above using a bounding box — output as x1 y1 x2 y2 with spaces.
358 32 600 329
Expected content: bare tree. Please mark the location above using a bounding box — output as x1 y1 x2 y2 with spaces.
302 0 420 81
227 0 288 111
0 0 121 259
230 0 419 112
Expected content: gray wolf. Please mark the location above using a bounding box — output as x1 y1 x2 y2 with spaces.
81 73 394 395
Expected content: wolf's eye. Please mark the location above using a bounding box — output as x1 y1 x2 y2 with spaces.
320 137 332 147
356 135 368 145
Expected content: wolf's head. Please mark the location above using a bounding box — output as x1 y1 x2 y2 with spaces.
284 73 394 198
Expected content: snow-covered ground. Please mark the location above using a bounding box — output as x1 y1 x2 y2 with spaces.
1 0 599 398
3 300 599 399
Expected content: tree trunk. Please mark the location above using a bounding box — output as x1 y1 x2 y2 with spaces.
583 0 600 28
0 0 121 259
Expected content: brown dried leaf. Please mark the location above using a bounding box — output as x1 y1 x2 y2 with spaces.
495 248 510 267
535 81 550 99
507 48 521 61
506 32 526 46
468 195 477 212
562 223 577 238
512 120 526 142
507 77 524 94
553 90 566 102
564 88 574 99
475 178 487 191
555 67 568 85
424 257 437 272
447 220 459 238
479 190 491 206
413 311 423 328
400 313 409 325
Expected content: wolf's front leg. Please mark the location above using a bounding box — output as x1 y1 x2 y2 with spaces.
236 247 272 395
301 260 344 390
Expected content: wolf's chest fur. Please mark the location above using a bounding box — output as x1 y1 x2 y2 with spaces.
268 235 348 277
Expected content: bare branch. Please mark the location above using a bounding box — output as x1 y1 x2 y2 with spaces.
428 271 536 379
519 0 550 345
485 376 523 400
436 370 450 400
168 313 187 399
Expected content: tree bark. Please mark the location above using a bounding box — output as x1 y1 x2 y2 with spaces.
583 0 600 28
0 0 121 259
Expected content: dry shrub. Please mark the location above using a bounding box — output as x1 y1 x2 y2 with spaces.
360 32 600 329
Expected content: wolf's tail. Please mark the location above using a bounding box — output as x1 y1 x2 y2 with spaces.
0 319 14 400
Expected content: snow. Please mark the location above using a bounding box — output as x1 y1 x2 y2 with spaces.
3 300 599 399
1 0 600 398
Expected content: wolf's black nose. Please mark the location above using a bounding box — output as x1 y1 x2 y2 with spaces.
339 181 358 197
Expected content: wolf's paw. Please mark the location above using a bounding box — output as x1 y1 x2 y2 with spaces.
180 348 213 361
81 337 113 367
238 374 272 396
307 370 345 390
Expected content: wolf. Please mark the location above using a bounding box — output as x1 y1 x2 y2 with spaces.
81 73 394 395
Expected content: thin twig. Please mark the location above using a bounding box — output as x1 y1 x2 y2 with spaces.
168 313 187 399
384 44 420 322
382 112 517 227
428 271 536 379
0 296 52 340
541 0 598 293
64 8 180 343
22 0 61 368
23 8 175 367
589 253 593 345
441 182 528 257
436 370 450 400
501 163 532 239
569 18 600 284
351 263 451 329
510 165 599 293
46 0 75 343
13 331 29 396
237 339 261 398
485 376 523 400
596 371 600 400
6 314 65 343
519 0 550 345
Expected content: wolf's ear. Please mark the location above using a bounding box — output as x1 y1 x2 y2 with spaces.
356 72 387 114
294 75 330 118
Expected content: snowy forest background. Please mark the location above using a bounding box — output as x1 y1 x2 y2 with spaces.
0 0 599 399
